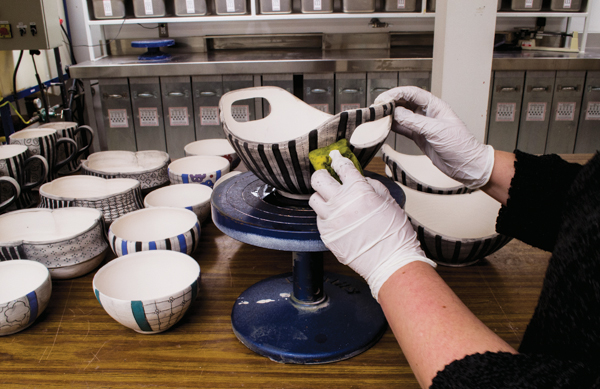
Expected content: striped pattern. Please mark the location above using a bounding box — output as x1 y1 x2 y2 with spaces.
108 221 201 257
82 163 169 191
11 132 64 181
25 291 38 325
224 102 394 195
169 170 222 187
382 152 474 195
0 244 27 261
0 149 37 210
410 217 513 267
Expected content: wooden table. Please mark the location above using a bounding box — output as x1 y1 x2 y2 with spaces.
1 155 591 388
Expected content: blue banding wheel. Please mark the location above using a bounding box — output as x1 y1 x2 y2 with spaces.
131 39 175 61
131 39 175 48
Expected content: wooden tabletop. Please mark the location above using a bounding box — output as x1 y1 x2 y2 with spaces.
1 155 592 388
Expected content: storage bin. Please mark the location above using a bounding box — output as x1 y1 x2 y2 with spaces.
92 0 126 19
133 0 167 17
260 0 292 13
429 0 501 11
550 0 581 11
385 0 417 12
174 0 207 15
343 0 375 12
301 0 333 13
215 0 247 14
510 0 542 11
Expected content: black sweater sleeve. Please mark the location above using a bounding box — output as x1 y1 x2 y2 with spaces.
495 150 583 252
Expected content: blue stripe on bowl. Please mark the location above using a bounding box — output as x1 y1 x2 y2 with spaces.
149 241 157 250
94 289 103 307
26 291 38 324
131 301 152 332
182 174 189 184
177 234 187 253
121 240 128 255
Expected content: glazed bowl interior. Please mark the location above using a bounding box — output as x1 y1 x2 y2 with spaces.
40 176 139 199
0 208 102 243
94 251 199 301
110 207 198 242
184 139 235 157
144 184 212 208
0 261 49 303
85 150 169 173
0 144 29 159
168 156 230 175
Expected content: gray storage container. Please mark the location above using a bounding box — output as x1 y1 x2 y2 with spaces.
174 0 207 15
575 71 600 153
192 76 225 140
430 0 501 11
99 78 137 151
343 0 375 12
260 0 292 13
215 0 247 14
550 0 582 11
161 76 196 159
303 73 334 114
486 71 525 152
223 75 256 122
301 0 333 13
511 0 542 11
335 73 367 114
385 0 417 12
129 77 167 152
133 0 167 17
92 0 126 19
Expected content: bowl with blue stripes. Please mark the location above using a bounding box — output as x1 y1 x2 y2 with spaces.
168 156 230 188
108 207 201 257
93 250 201 334
144 184 213 224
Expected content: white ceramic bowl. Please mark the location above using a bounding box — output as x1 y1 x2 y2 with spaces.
398 182 512 266
93 250 201 334
0 208 109 279
168 156 230 188
39 176 144 225
144 184 212 224
382 145 473 195
108 207 201 257
213 171 243 190
81 150 170 193
184 139 241 170
0 260 52 336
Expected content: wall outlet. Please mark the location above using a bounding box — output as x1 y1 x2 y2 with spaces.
159 24 169 38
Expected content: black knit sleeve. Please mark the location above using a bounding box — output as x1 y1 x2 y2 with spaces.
495 151 583 252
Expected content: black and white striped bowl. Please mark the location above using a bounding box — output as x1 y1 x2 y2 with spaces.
398 182 512 267
220 86 394 198
382 145 473 195
108 207 201 257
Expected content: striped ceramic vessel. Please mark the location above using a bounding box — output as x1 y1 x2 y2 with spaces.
39 122 94 174
144 184 213 224
382 145 473 195
93 251 201 334
220 86 394 198
0 144 49 211
108 207 201 257
167 156 230 188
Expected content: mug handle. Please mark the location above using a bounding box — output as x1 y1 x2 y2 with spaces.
54 137 79 173
22 155 49 191
73 125 95 161
0 176 21 212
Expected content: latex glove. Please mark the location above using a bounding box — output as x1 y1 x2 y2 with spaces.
374 86 494 189
309 150 436 300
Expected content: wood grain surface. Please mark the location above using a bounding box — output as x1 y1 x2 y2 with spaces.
0 155 592 388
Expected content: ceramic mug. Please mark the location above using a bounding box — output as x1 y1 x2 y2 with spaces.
39 122 94 175
0 144 49 211
10 128 78 182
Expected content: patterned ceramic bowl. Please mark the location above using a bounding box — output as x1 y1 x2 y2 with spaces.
398 182 512 267
39 176 144 225
184 139 241 170
93 250 201 334
220 86 394 198
108 207 201 257
213 171 243 190
81 150 170 193
168 156 230 188
382 145 472 195
0 260 52 336
0 208 109 279
144 184 213 224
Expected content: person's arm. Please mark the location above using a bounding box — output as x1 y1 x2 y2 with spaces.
481 150 516 206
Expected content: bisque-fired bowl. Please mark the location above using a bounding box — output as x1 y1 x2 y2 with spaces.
397 181 512 267
144 184 213 224
93 250 201 334
108 207 201 257
168 156 230 188
382 145 472 195
38 176 144 225
184 139 241 170
0 260 51 336
0 208 109 279
219 86 394 198
81 150 170 193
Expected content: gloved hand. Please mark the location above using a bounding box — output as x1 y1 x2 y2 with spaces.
374 86 495 189
309 150 436 300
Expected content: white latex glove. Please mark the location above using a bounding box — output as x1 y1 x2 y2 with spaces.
374 86 495 189
309 150 436 300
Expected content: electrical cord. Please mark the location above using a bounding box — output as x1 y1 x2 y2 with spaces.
12 50 24 115
30 50 50 123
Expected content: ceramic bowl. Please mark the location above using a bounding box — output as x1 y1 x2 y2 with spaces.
168 156 230 188
0 208 109 279
93 250 201 334
144 184 213 224
219 86 394 198
213 171 243 189
382 145 473 195
81 150 170 193
108 207 201 257
0 260 51 336
398 182 512 267
184 139 241 170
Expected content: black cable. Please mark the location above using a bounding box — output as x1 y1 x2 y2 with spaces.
137 24 159 29
11 50 24 115
60 23 77 65
30 50 50 123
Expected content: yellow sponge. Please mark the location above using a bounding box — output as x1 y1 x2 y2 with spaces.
309 138 363 182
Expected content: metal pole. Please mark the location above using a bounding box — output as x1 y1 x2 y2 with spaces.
291 251 325 305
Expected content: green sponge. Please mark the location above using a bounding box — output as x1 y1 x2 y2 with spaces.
309 138 363 183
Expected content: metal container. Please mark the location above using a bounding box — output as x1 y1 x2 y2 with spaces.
430 0 501 11
575 71 600 153
303 73 334 113
133 0 167 17
343 0 375 13
222 75 256 122
511 0 542 11
161 76 195 159
174 0 207 15
215 0 247 15
129 77 167 152
385 0 417 12
335 73 366 114
486 71 525 153
192 76 225 140
92 0 126 19
98 78 137 151
260 0 292 13
550 0 582 11
301 0 333 13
